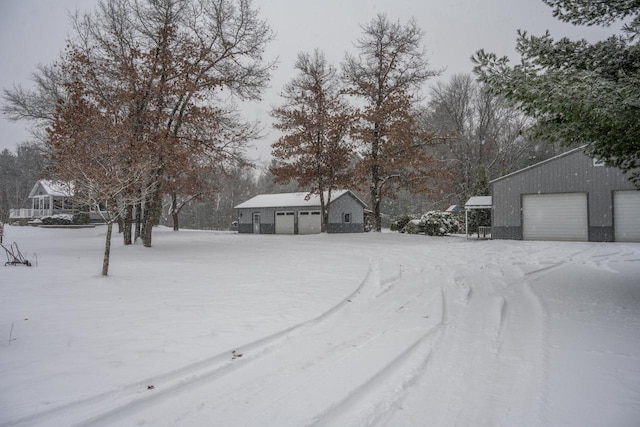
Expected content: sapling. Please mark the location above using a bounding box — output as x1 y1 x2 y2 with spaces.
9 322 15 346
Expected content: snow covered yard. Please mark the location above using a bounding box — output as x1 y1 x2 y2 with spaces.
1 225 639 426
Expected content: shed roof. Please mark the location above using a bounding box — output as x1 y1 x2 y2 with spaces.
465 196 492 209
235 190 366 209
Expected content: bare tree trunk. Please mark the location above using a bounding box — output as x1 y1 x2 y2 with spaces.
371 184 382 232
143 188 162 247
123 204 133 245
134 201 142 241
102 220 113 276
171 192 179 231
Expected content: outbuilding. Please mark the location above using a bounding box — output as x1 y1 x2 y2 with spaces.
235 190 367 234
491 147 639 242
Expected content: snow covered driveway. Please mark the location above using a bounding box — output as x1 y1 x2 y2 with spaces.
1 226 639 426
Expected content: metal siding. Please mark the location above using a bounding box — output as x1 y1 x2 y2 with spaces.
328 193 364 225
327 223 365 233
492 150 635 238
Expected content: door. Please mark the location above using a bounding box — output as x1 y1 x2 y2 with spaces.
253 212 261 234
522 193 588 241
275 211 295 234
614 190 640 242
298 210 322 234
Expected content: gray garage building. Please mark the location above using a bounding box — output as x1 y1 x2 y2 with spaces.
491 147 639 242
235 190 367 234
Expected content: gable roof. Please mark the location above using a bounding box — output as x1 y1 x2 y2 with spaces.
28 180 74 198
235 190 366 209
490 146 585 184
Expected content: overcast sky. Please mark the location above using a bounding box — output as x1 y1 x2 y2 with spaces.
0 0 616 164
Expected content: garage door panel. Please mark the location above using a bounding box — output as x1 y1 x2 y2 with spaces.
523 193 588 241
614 191 640 242
298 210 321 234
275 211 295 234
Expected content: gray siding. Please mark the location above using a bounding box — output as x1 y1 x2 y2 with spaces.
327 192 364 232
491 149 635 241
327 223 365 233
237 207 277 234
236 191 366 234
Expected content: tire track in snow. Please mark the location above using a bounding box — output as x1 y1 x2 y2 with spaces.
91 260 442 426
170 262 442 427
379 251 550 427
3 258 382 427
5 258 439 427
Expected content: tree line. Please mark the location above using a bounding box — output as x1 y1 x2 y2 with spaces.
3 0 636 275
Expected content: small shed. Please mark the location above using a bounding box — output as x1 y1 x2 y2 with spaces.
464 196 492 239
235 190 367 234
491 147 639 242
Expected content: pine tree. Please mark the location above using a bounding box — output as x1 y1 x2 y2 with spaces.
473 0 640 186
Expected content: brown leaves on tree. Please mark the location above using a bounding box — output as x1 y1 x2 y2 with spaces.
270 50 354 230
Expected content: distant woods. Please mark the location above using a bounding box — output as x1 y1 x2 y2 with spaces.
270 15 558 230
2 1 563 240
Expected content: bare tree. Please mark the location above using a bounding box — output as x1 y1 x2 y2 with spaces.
342 14 442 231
271 49 354 231
4 0 275 248
425 73 544 204
68 0 274 247
47 84 157 276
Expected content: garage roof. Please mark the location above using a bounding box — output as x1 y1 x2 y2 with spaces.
235 190 360 209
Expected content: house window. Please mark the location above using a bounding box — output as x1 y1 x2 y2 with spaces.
343 213 351 223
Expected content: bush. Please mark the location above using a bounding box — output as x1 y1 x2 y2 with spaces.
402 219 422 234
419 211 460 236
41 214 74 225
73 212 91 225
391 214 416 232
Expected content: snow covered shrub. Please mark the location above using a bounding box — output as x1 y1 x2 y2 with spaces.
419 211 459 236
72 212 91 225
391 214 416 232
402 219 422 234
41 214 74 225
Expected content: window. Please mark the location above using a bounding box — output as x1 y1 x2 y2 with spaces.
343 213 351 223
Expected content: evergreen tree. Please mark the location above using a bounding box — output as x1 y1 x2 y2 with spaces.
473 0 640 186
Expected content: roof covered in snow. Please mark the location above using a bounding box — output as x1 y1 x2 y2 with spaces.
28 180 74 198
235 190 365 209
465 196 492 209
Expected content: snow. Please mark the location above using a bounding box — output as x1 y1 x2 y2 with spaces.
464 195 492 209
30 180 73 198
234 190 351 209
1 225 639 426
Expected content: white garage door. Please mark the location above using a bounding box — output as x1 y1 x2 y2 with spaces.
614 190 640 242
298 210 322 234
522 193 588 241
275 211 295 234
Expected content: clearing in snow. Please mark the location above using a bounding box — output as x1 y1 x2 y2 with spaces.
1 225 639 426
